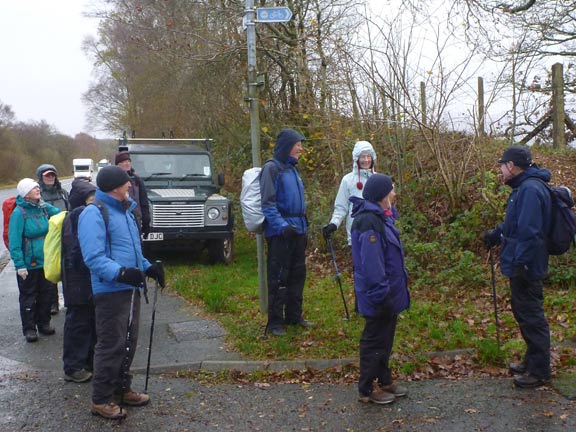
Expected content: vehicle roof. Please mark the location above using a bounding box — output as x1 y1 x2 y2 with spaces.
125 144 210 154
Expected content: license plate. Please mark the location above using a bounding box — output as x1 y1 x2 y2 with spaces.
144 232 163 241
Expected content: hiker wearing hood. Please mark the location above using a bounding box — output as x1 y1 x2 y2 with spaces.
37 163 69 315
37 164 70 212
259 128 313 336
61 179 97 384
350 174 410 405
483 146 553 389
9 178 61 343
323 141 377 245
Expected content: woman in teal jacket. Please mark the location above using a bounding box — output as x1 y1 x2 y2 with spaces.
8 178 60 342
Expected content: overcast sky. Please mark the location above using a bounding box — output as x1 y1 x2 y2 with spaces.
0 1 98 137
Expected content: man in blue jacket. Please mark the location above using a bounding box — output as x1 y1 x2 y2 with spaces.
260 128 313 336
350 174 410 405
78 166 164 419
484 146 552 389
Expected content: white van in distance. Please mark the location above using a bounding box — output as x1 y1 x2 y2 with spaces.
73 158 94 182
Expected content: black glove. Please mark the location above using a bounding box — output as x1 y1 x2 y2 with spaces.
322 223 337 239
117 267 146 287
145 263 165 288
282 225 299 239
483 229 499 248
142 223 151 240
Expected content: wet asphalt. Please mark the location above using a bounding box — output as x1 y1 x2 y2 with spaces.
0 249 575 430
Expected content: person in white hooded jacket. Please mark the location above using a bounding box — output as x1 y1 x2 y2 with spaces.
322 141 377 245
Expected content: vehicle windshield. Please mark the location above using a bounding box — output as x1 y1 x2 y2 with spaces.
130 153 212 178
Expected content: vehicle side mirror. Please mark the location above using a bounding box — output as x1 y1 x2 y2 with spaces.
218 172 225 186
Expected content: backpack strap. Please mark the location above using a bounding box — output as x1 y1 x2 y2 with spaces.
89 200 111 256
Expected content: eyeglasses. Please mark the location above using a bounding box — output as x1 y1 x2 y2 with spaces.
43 173 56 178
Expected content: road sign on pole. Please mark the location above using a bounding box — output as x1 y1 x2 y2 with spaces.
256 7 292 23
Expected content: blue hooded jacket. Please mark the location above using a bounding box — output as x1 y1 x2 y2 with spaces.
350 196 410 318
78 189 151 295
495 165 552 279
260 129 307 237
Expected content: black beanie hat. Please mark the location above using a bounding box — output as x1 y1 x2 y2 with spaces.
115 151 131 165
498 145 532 167
97 166 131 192
362 174 394 202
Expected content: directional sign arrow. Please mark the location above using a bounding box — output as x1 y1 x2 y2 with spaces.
256 7 293 23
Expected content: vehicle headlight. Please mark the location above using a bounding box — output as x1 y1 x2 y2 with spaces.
207 207 220 220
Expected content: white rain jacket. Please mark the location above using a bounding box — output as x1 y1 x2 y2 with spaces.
328 141 377 245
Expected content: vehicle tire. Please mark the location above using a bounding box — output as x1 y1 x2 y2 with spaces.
208 235 234 265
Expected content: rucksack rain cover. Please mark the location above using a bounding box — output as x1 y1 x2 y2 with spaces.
240 167 265 233
44 211 67 283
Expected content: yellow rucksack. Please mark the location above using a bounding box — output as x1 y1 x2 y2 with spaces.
43 211 67 284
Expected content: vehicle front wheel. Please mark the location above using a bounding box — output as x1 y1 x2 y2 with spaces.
208 235 234 265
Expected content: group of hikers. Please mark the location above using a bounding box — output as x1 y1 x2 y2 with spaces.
5 129 555 419
259 131 555 405
6 153 163 420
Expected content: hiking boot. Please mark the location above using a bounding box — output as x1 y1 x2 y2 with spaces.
380 382 408 397
513 373 550 389
358 388 395 405
296 319 315 328
64 369 93 383
24 329 38 343
120 391 150 406
269 327 287 337
91 402 127 419
509 361 527 375
37 324 55 335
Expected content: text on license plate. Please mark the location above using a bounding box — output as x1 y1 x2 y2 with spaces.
144 232 163 241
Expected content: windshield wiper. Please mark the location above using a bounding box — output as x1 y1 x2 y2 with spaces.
143 172 172 180
178 173 206 181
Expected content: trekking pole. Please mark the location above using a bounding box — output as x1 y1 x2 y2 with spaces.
489 247 501 353
120 285 138 419
144 260 163 393
326 237 350 321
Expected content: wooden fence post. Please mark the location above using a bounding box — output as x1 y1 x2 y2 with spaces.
420 82 427 126
551 63 566 148
478 77 486 137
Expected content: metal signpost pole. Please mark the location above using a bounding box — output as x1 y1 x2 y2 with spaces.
245 3 293 314
245 0 267 313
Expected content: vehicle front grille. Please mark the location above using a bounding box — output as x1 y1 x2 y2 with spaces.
152 204 205 227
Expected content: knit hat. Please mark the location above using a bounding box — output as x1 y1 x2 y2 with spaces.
17 178 40 198
362 174 394 202
273 129 305 162
97 166 131 192
115 151 131 165
498 146 532 167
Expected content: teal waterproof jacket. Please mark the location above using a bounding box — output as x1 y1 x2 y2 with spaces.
8 196 61 270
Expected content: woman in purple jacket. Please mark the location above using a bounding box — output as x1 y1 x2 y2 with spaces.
350 174 410 405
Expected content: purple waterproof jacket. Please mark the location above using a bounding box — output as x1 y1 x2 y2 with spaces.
350 196 410 318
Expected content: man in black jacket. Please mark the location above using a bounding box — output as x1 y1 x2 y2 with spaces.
115 151 151 238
